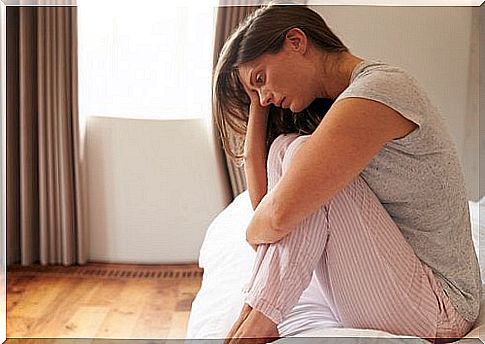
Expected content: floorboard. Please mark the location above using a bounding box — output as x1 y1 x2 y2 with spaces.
6 263 203 341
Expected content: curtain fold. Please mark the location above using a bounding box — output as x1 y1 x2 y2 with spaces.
7 6 88 266
212 4 261 199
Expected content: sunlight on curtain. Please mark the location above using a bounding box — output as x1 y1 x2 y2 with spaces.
77 0 215 122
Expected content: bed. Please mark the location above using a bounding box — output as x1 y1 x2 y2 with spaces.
185 191 484 343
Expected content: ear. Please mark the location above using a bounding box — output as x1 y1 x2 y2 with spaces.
285 28 308 54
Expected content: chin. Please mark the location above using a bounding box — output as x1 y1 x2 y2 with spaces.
291 103 305 113
291 99 313 113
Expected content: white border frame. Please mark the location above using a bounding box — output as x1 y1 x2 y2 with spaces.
220 0 484 5
0 1 482 343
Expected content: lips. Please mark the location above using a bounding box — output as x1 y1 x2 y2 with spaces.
278 97 286 108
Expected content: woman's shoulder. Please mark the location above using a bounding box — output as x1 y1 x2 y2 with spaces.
338 59 432 115
349 60 422 93
336 59 438 146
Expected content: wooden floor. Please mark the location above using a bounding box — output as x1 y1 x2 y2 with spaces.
6 263 203 341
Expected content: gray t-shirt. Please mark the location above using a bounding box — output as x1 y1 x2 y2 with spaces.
334 59 481 323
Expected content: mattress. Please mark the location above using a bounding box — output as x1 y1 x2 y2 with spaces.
185 191 484 343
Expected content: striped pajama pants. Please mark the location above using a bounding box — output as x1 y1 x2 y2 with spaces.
242 133 474 342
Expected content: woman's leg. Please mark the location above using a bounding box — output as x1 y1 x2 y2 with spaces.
242 133 330 325
261 134 341 337
242 133 473 341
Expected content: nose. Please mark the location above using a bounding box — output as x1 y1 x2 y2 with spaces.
259 89 273 107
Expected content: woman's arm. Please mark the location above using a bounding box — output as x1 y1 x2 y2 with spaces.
246 97 418 245
239 75 271 211
244 103 269 210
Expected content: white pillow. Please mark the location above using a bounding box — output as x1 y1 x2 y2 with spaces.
198 191 254 274
187 192 255 339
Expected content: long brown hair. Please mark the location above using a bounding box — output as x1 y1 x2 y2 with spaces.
213 4 348 166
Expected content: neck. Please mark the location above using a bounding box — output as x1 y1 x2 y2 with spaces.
318 52 363 100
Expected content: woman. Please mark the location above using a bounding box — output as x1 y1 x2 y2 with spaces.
212 4 481 344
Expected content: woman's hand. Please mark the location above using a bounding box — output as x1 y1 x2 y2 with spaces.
246 193 289 250
242 81 270 117
224 303 280 344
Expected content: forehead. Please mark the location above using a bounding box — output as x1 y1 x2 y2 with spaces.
237 61 257 87
237 55 267 87
237 49 288 84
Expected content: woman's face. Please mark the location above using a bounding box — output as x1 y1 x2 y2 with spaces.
237 31 320 113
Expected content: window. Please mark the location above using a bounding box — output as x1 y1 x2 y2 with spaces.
78 0 215 120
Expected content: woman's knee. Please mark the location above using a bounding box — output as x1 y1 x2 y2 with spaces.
268 133 301 165
281 134 311 173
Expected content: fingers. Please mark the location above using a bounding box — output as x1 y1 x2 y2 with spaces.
224 304 253 344
225 306 280 344
240 79 259 105
229 329 279 344
249 242 257 252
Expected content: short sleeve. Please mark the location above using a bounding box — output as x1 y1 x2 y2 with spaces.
335 67 429 144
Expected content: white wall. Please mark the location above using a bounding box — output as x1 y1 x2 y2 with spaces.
311 5 480 200
86 116 231 264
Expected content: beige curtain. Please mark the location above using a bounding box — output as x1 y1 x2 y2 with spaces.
213 4 261 199
7 6 88 266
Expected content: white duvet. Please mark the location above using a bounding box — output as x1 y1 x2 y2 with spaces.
185 191 484 343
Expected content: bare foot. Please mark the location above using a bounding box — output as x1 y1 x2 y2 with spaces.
224 304 280 344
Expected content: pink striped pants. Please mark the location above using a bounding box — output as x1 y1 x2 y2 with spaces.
242 133 473 342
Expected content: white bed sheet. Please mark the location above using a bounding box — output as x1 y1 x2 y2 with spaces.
186 191 484 343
